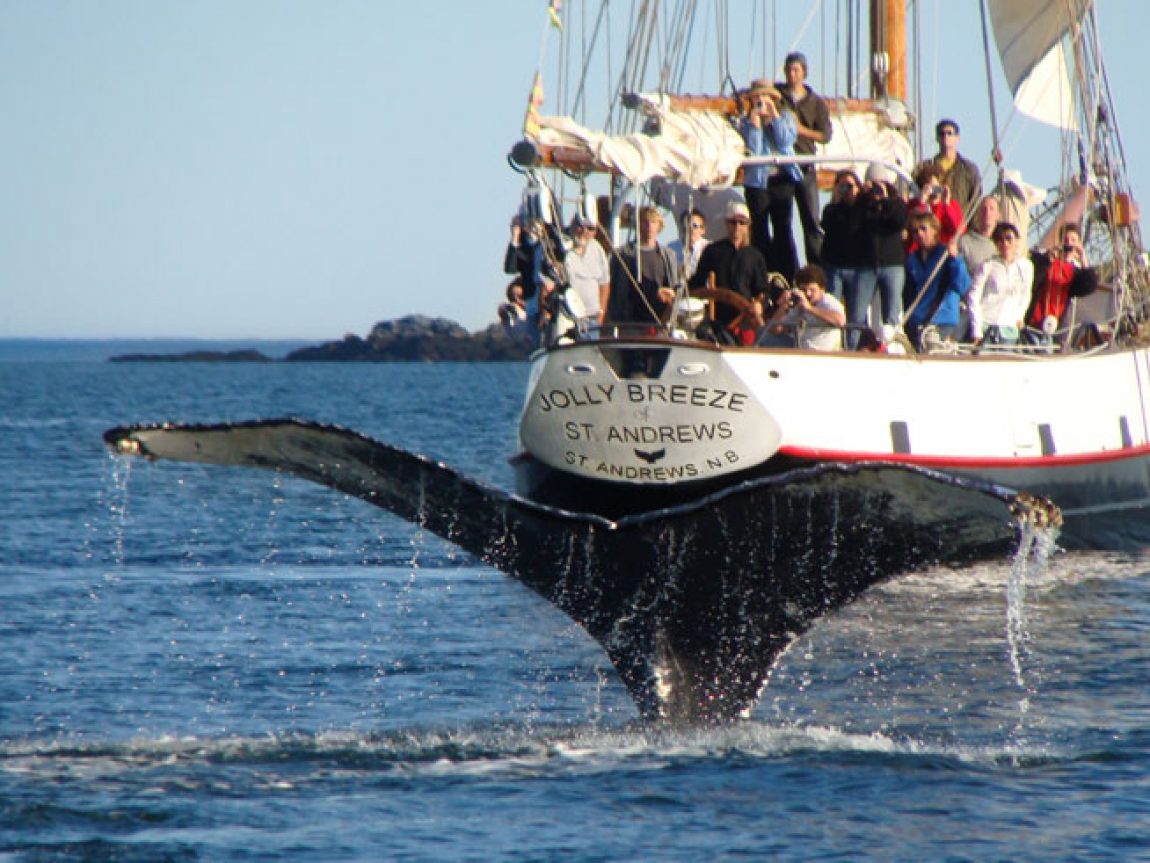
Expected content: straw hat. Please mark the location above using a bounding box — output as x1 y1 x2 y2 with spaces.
747 78 782 101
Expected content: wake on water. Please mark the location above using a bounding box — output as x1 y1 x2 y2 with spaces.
0 713 1081 795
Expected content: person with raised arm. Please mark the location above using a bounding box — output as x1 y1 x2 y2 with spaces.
762 264 845 351
1025 222 1099 345
738 79 800 280
846 163 908 349
820 168 864 302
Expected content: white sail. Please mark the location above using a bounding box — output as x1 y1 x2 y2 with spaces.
989 0 1091 129
535 95 745 187
1013 39 1077 130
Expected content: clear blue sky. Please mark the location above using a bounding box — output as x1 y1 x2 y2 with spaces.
1 1 1144 339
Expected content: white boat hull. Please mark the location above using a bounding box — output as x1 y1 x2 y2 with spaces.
518 339 1150 545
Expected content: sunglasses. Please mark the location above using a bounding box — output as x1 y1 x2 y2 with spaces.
726 217 749 225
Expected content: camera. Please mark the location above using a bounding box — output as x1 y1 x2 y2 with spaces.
1063 243 1075 253
788 289 802 308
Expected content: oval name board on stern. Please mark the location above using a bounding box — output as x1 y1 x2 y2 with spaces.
520 345 781 484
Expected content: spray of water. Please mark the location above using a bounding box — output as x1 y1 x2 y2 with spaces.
102 451 135 569
1004 493 1062 745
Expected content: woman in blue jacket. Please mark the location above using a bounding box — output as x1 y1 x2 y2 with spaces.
903 210 971 350
739 79 801 281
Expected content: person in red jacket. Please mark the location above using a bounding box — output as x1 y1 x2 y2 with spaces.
906 164 963 253
1025 222 1099 345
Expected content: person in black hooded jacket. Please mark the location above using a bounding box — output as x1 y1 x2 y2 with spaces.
843 163 908 349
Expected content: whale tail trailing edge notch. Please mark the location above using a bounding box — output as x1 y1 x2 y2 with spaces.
104 419 1056 725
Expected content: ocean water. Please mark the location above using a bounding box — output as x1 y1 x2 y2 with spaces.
2 343 1150 862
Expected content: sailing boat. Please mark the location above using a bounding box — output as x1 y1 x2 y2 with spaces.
510 0 1149 548
101 0 1140 722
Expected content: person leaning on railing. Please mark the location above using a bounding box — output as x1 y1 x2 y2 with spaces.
759 264 845 351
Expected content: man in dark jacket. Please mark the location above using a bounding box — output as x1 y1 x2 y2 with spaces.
776 51 834 267
690 200 770 343
843 163 908 348
915 118 982 221
607 206 680 326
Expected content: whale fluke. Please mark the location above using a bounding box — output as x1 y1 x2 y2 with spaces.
104 418 1045 724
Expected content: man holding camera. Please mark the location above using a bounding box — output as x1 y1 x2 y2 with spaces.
1025 222 1099 341
761 264 845 351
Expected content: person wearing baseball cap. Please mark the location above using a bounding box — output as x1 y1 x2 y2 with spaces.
688 199 771 344
564 214 611 328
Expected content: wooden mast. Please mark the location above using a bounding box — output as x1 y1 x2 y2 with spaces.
870 0 906 101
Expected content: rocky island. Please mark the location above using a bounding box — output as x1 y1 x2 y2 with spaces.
109 316 532 363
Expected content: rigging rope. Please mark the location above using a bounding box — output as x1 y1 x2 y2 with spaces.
977 0 1003 186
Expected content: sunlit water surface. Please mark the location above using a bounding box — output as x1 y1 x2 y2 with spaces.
2 344 1149 861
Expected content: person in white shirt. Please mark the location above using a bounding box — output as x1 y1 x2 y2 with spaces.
563 215 611 328
968 221 1034 346
764 264 845 351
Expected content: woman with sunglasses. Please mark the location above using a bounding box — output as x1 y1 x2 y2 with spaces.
967 222 1034 346
668 209 710 281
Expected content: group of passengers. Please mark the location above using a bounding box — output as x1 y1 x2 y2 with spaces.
499 54 1098 353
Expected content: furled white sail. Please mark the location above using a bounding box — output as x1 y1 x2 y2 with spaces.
532 93 914 188
820 101 917 181
535 95 745 187
989 0 1091 129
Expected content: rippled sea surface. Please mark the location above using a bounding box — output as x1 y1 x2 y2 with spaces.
3 341 1150 861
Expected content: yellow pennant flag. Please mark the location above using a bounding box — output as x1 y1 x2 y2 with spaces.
523 71 544 138
548 0 563 30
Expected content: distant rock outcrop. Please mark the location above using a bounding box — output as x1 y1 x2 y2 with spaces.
107 316 532 363
284 315 532 362
110 349 273 363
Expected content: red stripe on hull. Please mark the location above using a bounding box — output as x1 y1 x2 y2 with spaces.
778 443 1150 470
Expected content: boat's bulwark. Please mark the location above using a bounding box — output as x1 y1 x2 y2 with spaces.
520 342 781 485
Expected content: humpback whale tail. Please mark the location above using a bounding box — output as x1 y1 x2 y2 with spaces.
104 419 1057 725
